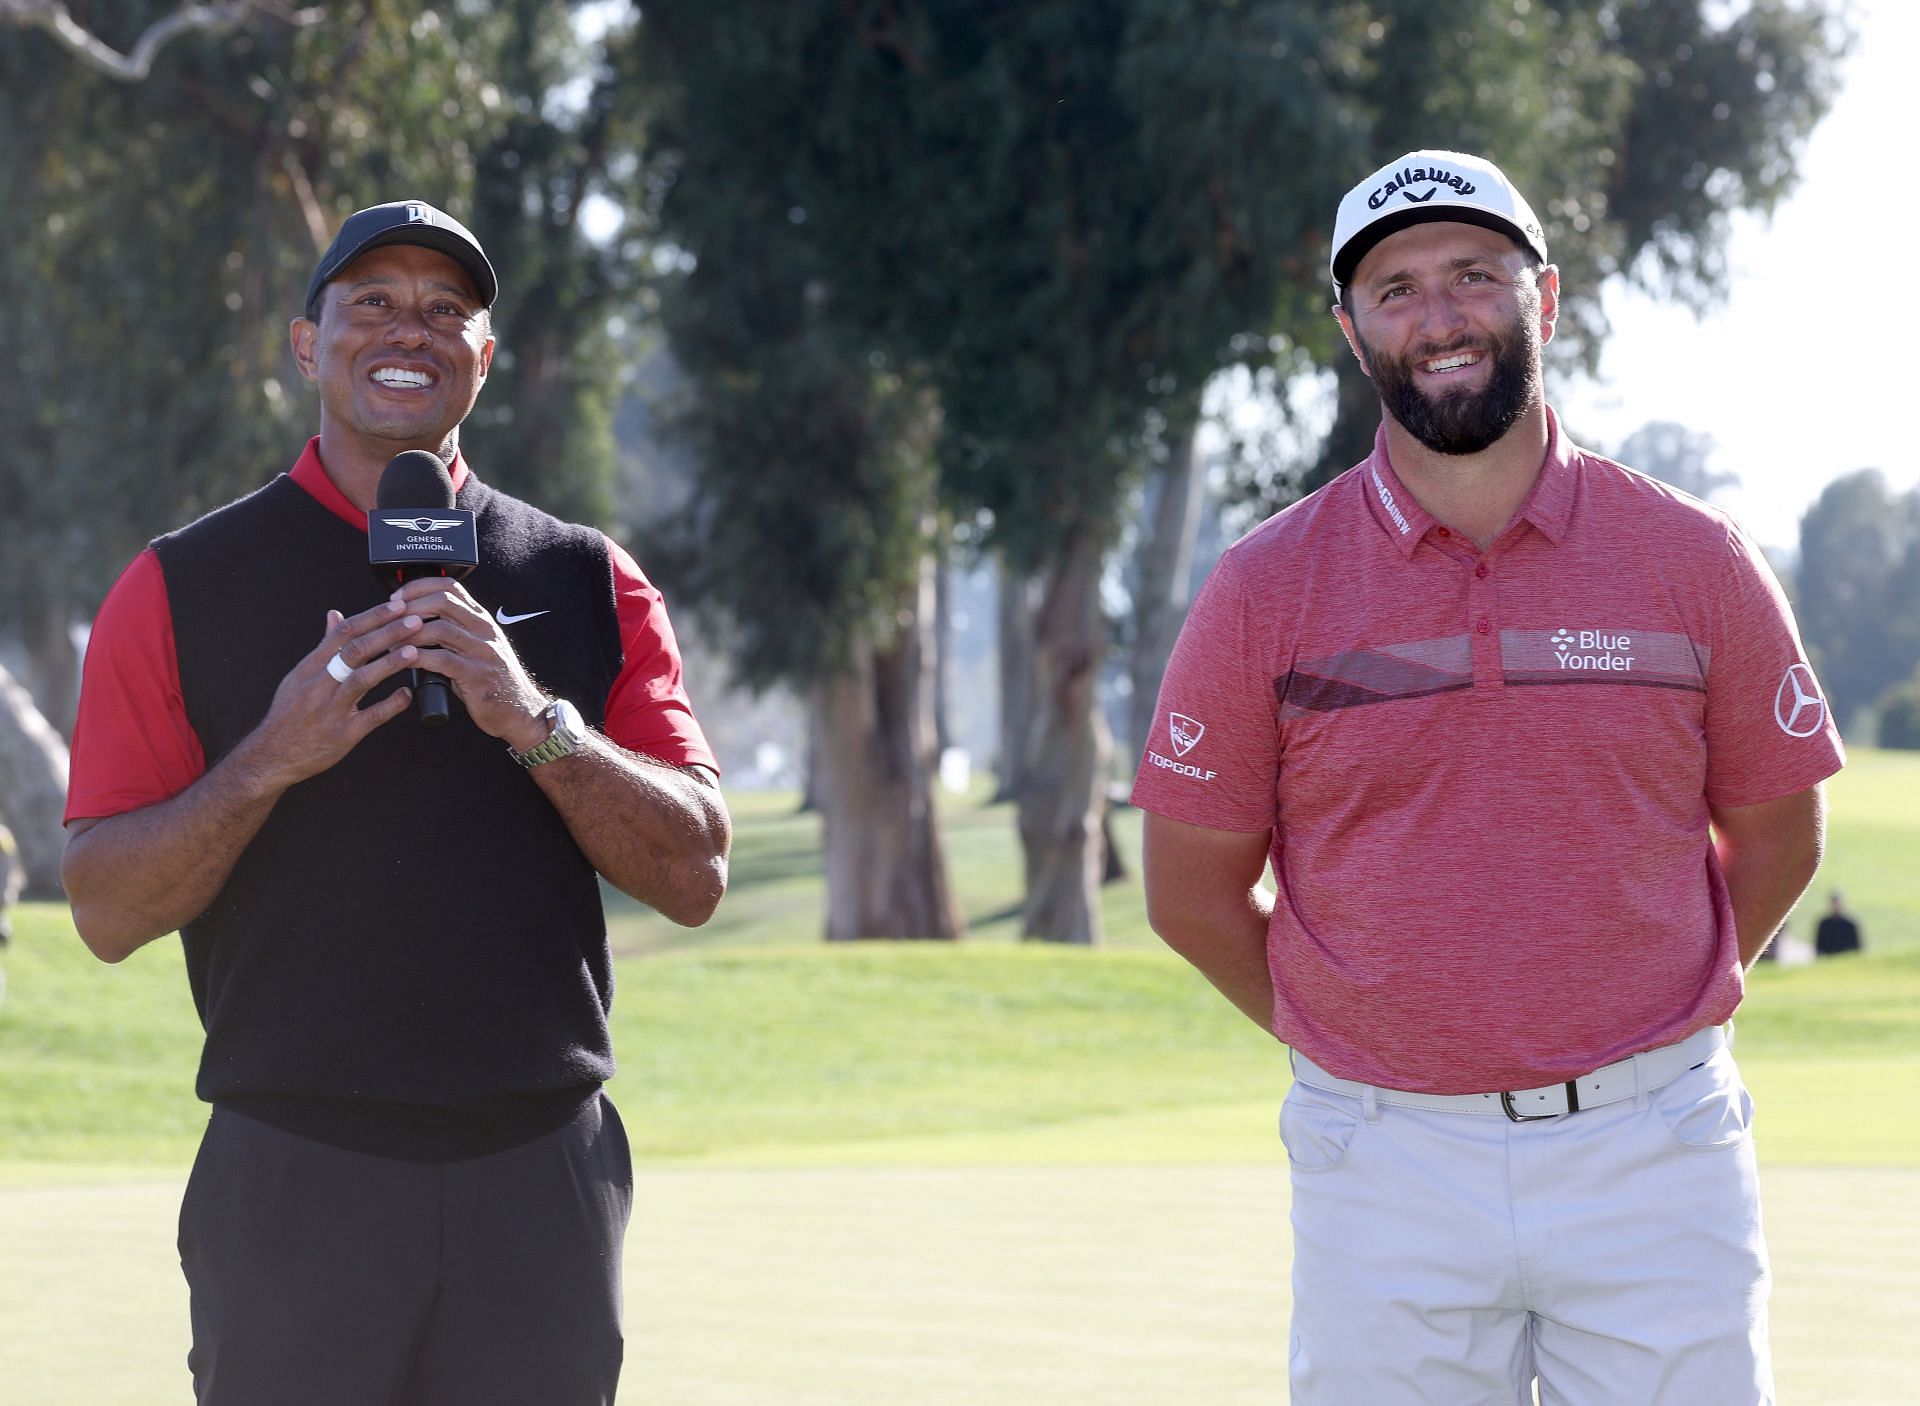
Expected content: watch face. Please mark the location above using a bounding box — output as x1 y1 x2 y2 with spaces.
552 698 586 745
515 698 586 766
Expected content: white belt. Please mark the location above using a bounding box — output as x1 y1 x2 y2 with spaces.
1290 1025 1728 1122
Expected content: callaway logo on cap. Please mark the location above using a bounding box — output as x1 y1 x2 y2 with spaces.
1329 149 1548 290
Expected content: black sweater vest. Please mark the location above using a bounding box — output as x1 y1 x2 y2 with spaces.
153 472 624 1160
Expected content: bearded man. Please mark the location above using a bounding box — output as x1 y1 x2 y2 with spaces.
1133 150 1842 1403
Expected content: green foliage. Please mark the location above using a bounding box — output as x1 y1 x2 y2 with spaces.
0 1 642 645
4 3 292 625
627 6 954 686
645 235 939 689
460 0 655 528
1876 672 1920 751
638 0 1366 651
1795 470 1920 732
1606 0 1848 306
0 2 504 622
1280 0 1846 498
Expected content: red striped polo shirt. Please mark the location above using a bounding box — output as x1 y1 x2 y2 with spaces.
1131 409 1845 1093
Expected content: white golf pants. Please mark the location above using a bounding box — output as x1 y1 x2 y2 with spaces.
1282 1043 1772 1404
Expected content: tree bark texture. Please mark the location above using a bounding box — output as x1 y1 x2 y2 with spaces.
0 659 71 898
992 561 1038 802
812 550 962 941
0 0 322 84
1014 532 1111 945
21 598 81 741
1126 422 1205 765
932 531 952 758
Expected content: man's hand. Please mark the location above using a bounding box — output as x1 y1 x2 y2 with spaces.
1710 783 1826 968
1142 813 1277 1031
65 600 426 961
384 577 551 752
233 600 426 789
371 575 733 925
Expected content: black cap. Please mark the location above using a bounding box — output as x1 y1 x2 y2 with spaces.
304 200 498 317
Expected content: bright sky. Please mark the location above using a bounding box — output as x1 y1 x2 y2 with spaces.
1558 0 1910 552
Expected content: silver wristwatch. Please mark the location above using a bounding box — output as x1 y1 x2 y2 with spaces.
510 698 588 768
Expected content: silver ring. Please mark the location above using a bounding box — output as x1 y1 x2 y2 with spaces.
326 651 354 683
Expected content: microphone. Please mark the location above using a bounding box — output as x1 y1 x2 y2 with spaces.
369 450 478 729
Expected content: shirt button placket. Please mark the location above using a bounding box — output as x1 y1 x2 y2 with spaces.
1470 558 1502 692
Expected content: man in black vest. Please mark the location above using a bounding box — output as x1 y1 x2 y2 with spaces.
62 201 731 1406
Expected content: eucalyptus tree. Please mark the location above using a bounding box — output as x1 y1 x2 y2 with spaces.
634 0 1844 945
636 11 962 939
639 0 1355 942
1795 471 1920 735
1 0 646 886
1275 0 1848 499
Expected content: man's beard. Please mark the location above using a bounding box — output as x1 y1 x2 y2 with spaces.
1360 310 1541 456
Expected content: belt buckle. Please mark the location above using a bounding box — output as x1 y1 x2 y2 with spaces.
1500 1079 1580 1123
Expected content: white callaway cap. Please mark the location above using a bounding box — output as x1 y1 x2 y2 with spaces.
1330 149 1548 290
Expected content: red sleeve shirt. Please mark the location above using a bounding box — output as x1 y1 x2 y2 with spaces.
66 440 717 823
65 549 203 823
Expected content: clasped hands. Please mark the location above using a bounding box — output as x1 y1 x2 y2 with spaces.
242 577 552 792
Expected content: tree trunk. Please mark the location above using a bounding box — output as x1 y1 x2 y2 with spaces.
991 560 1038 802
1101 801 1126 885
1127 421 1205 764
1309 357 1382 493
22 597 82 741
796 707 820 814
812 549 962 941
0 659 72 898
932 529 953 758
1015 531 1111 945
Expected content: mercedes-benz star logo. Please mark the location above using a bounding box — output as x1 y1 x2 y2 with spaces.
1773 663 1827 738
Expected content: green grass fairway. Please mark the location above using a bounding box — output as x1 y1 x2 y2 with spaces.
0 745 1913 1399
3 1164 1915 1405
7 914 1919 1171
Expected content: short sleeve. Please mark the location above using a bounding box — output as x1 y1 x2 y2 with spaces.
1129 546 1280 831
66 550 207 823
601 536 719 774
1702 521 1845 808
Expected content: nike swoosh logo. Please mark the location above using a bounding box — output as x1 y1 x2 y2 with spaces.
495 608 551 626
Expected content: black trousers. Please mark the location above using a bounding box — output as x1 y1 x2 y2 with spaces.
178 1094 632 1406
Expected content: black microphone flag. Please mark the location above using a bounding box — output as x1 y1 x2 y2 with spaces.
369 451 476 728
369 450 477 585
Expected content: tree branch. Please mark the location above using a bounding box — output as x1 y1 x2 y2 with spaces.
280 146 330 256
0 0 324 83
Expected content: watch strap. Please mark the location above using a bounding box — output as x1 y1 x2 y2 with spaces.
510 699 583 768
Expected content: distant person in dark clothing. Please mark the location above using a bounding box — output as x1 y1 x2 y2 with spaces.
1814 892 1862 956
